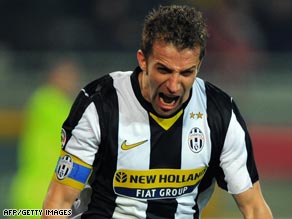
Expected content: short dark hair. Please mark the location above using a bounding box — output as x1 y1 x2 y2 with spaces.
141 5 208 60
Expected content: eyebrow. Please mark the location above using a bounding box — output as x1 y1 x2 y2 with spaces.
156 63 197 73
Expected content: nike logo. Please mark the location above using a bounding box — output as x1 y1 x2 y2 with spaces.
121 140 148 150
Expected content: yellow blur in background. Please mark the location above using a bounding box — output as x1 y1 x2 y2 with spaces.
6 59 80 218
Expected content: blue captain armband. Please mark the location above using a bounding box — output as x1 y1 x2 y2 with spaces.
53 150 92 190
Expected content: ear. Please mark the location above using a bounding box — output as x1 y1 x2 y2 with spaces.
197 59 203 74
137 50 147 71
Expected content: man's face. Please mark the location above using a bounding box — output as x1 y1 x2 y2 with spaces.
137 41 201 117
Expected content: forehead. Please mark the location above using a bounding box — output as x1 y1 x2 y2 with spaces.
149 41 201 69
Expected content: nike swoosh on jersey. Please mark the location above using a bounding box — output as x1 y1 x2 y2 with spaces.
121 140 148 150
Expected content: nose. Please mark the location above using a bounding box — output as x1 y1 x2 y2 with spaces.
166 73 181 93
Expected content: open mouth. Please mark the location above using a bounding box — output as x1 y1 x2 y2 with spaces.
159 93 180 106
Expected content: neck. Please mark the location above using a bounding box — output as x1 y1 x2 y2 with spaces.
138 71 150 102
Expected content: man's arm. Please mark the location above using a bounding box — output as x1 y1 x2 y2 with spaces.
42 180 81 219
233 181 273 219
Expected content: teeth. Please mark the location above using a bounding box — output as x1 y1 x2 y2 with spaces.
160 97 176 106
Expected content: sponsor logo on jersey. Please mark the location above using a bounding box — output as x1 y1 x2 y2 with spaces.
188 127 205 153
113 167 207 199
56 154 73 180
121 140 148 150
61 128 67 148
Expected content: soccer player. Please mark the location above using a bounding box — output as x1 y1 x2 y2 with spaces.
42 5 273 219
9 58 80 219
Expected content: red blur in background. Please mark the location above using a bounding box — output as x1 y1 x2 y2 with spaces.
250 126 292 180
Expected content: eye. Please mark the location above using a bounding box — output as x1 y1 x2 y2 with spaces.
157 66 172 74
181 69 194 76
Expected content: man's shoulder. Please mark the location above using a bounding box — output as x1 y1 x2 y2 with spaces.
197 78 231 103
83 71 132 98
194 78 233 117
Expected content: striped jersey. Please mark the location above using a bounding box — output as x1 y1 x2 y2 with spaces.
60 67 259 219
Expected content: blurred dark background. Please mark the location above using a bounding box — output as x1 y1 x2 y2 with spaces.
0 0 292 52
0 0 291 218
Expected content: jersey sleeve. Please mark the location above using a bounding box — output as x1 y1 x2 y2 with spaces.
53 84 102 190
219 99 259 194
63 101 101 165
61 79 103 164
